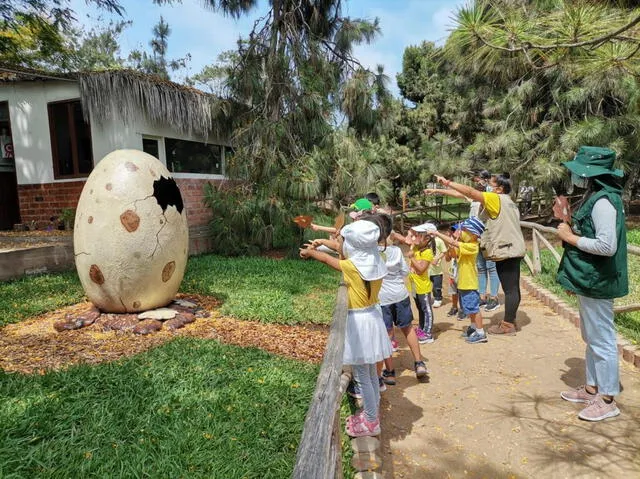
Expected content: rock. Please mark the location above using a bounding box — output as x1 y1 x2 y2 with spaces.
53 319 83 332
133 319 163 335
137 308 176 320
177 312 195 324
164 317 185 331
173 299 197 308
99 314 139 332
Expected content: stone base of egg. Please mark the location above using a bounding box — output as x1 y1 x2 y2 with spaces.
53 299 210 334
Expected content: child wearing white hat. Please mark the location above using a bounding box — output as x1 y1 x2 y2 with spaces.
300 220 391 437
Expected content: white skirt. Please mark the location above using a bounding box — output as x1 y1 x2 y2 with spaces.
343 304 393 366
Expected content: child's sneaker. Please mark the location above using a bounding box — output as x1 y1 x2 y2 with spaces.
346 417 381 437
447 307 458 317
414 361 428 378
347 381 362 399
346 410 365 427
415 327 428 343
479 297 487 307
378 377 387 392
466 330 488 344
460 324 476 338
484 298 500 312
391 339 399 352
382 369 396 386
433 300 442 308
422 332 435 344
457 310 466 321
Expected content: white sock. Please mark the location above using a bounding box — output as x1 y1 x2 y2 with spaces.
476 328 484 335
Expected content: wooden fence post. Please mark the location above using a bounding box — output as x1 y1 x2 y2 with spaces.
532 229 542 275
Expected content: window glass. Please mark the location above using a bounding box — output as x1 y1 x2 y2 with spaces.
142 138 160 159
48 100 93 178
73 102 93 174
164 138 222 174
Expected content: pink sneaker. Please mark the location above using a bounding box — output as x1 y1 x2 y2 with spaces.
391 339 398 352
415 327 427 343
560 385 597 403
578 396 620 422
346 410 365 427
346 417 381 437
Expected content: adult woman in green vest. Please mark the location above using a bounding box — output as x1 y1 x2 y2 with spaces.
434 173 525 335
556 146 628 422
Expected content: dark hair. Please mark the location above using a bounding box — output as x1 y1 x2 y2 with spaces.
479 169 491 180
364 192 380 206
493 173 512 194
377 214 393 239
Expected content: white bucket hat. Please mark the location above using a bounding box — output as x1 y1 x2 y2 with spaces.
340 220 387 281
411 222 437 233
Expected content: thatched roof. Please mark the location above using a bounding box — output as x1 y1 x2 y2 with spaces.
0 64 75 82
0 65 231 138
78 70 222 138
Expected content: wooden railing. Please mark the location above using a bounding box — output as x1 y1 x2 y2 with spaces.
292 282 350 479
520 220 640 314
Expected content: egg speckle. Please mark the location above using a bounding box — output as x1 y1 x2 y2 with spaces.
74 149 189 313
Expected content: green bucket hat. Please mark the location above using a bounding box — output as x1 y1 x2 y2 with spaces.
563 146 624 178
350 198 374 211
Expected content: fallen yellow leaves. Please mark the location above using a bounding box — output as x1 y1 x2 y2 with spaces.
0 293 329 374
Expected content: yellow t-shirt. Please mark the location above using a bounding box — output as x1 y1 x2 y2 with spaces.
429 237 447 276
409 247 434 294
340 259 382 309
456 241 480 291
482 192 501 219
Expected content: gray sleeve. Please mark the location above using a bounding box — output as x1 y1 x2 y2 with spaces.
576 198 617 257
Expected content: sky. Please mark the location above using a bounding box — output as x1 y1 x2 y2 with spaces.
71 0 468 94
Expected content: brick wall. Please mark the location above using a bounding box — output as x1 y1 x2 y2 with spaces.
18 182 85 227
16 178 222 253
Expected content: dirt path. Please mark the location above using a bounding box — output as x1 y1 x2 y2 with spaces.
379 290 640 479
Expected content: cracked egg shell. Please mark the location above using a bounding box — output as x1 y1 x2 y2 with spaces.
74 149 189 313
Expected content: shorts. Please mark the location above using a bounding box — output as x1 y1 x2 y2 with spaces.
459 289 480 315
449 278 458 295
381 296 413 329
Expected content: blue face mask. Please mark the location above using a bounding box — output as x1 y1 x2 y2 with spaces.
485 185 493 192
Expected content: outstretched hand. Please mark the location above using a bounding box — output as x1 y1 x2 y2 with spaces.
423 188 440 195
434 175 449 186
299 243 314 259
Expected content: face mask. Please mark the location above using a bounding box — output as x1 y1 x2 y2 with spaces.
571 173 589 189
485 185 493 192
460 231 473 242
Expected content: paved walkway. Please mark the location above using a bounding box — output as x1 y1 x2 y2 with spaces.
379 287 640 478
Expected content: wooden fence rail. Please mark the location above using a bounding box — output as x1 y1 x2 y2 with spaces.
292 282 349 479
520 221 640 314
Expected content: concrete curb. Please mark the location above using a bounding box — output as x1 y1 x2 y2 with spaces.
520 275 640 370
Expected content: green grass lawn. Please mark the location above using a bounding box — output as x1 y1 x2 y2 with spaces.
0 339 320 478
524 246 640 344
0 255 351 478
0 255 340 328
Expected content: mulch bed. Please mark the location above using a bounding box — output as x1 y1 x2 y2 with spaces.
0 293 328 375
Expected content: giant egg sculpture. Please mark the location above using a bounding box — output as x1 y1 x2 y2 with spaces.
74 150 189 313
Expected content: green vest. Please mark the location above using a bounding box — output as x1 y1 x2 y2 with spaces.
556 185 628 299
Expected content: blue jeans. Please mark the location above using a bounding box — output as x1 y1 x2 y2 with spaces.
477 252 499 298
578 295 620 396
